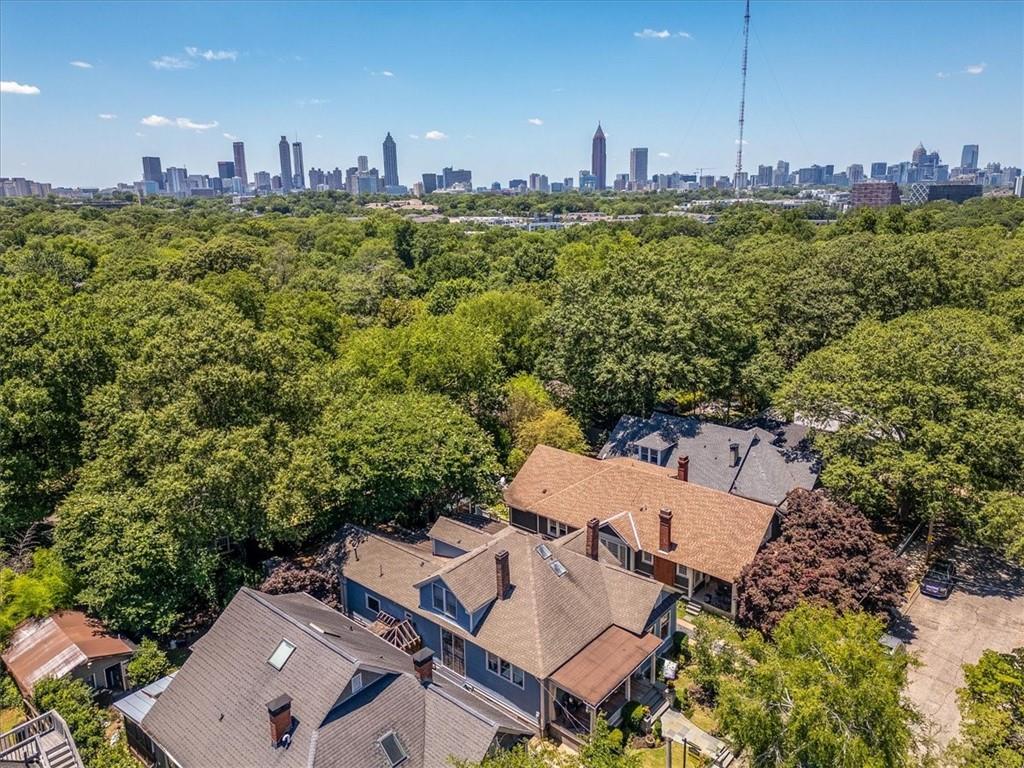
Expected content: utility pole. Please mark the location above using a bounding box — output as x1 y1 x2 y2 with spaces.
734 0 751 193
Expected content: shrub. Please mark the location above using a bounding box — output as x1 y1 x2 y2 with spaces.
0 672 22 710
608 727 625 750
622 700 650 734
33 677 106 763
126 638 171 688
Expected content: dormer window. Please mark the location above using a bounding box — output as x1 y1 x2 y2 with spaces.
431 582 458 619
637 446 661 464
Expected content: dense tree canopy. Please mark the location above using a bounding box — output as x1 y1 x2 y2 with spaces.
736 489 908 634
949 647 1024 768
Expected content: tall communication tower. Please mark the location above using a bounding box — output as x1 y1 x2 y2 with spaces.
734 0 751 192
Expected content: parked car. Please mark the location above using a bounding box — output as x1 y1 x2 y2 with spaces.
921 560 957 599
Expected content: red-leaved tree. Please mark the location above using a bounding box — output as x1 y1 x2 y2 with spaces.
736 489 908 635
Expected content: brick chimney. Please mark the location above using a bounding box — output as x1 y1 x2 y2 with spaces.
412 647 434 685
586 518 600 560
658 508 673 553
267 694 292 746
495 550 510 600
676 455 689 482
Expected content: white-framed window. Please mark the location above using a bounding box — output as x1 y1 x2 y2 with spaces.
351 672 363 694
636 446 661 465
366 594 381 615
656 612 671 639
601 534 630 570
674 564 690 591
432 582 458 619
546 519 569 538
640 551 654 565
486 651 526 688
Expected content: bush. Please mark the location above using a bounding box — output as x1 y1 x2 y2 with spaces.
608 727 625 750
0 672 22 710
674 632 693 665
33 677 106 763
622 700 650 734
126 638 171 688
652 718 663 742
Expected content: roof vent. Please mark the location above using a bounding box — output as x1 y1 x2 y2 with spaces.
267 639 296 671
550 560 568 577
535 543 552 560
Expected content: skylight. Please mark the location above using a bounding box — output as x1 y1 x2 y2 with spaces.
550 560 567 577
379 731 408 767
267 639 296 670
535 543 552 560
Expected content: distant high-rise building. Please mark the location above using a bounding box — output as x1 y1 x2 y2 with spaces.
851 181 901 208
382 133 399 188
912 142 927 164
509 178 527 192
165 167 188 196
579 169 598 191
591 124 607 190
308 168 325 189
232 142 248 186
629 147 648 189
756 164 774 187
960 144 979 171
421 173 437 194
613 173 629 191
847 164 865 184
278 136 292 191
442 167 472 189
291 142 305 189
357 155 369 173
217 161 235 179
142 156 163 188
563 177 573 189
271 175 282 190
529 173 542 191
254 171 271 192
869 162 887 179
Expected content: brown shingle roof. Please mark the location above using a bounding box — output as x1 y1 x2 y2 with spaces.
427 516 497 555
1 611 134 696
505 445 777 582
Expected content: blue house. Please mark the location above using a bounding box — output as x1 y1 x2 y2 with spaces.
338 515 679 746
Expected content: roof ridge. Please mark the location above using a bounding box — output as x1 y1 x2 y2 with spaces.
239 587 361 666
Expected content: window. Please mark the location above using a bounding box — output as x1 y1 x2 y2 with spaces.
485 652 526 688
432 582 458 619
674 564 690 592
546 519 569 538
351 672 363 694
366 594 381 615
640 551 654 565
601 535 630 570
656 612 671 639
636 446 661 465
378 731 408 767
267 639 296 670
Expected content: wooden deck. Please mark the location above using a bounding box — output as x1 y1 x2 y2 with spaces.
0 710 84 768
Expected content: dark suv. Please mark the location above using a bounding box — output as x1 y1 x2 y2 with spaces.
921 560 957 599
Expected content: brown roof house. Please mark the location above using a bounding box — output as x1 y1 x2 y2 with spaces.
505 445 780 619
337 516 679 748
117 588 531 768
2 610 135 699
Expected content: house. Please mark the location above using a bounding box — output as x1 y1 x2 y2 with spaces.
1 610 135 699
598 412 820 506
337 515 679 747
505 445 779 618
117 587 530 768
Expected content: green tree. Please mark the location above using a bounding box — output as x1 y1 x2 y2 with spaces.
948 647 1023 768
0 548 75 641
33 677 107 764
715 605 918 768
126 638 171 687
509 409 587 474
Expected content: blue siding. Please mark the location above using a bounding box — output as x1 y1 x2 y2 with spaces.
464 641 540 719
346 579 408 624
417 578 474 632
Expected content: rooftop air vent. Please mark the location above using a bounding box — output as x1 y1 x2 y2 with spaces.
535 543 552 560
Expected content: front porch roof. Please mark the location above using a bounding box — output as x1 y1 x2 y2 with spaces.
550 626 662 708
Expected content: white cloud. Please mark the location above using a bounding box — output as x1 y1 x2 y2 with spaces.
424 130 448 140
551 87 564 93
409 134 419 139
297 97 330 106
186 47 237 61
315 134 323 139
964 62 986 75
1 80 41 95
70 60 93 69
936 71 950 79
658 152 671 158
223 132 239 140
151 55 194 70
98 113 117 120
634 29 692 40
527 117 544 126
135 132 144 137
140 114 217 131
175 117 218 131
380 70 394 77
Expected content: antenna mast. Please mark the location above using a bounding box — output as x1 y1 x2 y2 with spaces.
734 0 751 193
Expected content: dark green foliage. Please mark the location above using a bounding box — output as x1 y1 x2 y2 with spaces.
950 647 1024 768
126 638 171 687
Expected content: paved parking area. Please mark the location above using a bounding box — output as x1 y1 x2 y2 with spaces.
892 546 1024 746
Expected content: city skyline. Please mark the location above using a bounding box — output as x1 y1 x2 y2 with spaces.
1 1 1021 187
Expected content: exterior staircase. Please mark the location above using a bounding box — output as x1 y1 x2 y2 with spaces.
0 710 85 768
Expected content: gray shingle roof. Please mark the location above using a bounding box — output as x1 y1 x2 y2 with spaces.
141 588 524 768
599 412 820 506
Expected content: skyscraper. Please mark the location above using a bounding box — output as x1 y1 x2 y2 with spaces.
912 142 927 164
847 164 864 184
278 136 292 191
961 144 979 171
629 147 648 189
382 133 399 188
142 156 163 188
421 173 437 194
217 161 235 180
357 155 369 173
232 142 248 186
591 124 607 190
292 142 305 189
870 162 888 179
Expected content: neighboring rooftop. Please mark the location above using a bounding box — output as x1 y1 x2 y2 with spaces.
141 588 526 768
598 411 820 506
506 445 777 583
1 611 135 696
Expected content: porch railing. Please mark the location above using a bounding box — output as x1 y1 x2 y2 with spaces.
0 709 85 768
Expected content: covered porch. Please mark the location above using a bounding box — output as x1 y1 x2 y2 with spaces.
686 571 736 618
547 626 668 745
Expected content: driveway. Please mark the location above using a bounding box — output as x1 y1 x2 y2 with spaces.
891 545 1024 746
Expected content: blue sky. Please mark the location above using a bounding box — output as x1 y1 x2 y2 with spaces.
1 0 1021 187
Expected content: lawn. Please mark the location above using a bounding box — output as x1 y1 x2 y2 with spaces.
630 740 708 768
0 707 25 733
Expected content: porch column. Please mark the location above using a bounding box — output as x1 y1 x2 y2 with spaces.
589 705 597 733
625 675 632 700
649 654 657 683
730 582 738 618
686 568 693 600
